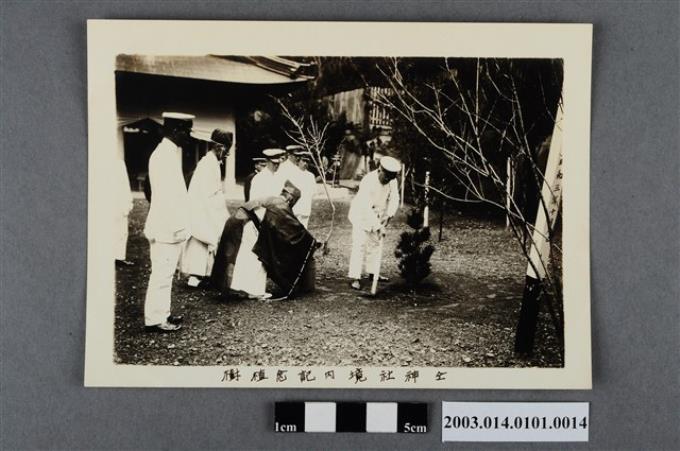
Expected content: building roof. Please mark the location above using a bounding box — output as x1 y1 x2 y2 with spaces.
116 55 316 85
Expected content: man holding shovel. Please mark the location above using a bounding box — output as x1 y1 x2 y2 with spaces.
347 156 401 291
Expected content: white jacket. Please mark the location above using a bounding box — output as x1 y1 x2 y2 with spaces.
249 167 285 221
277 159 299 187
348 170 399 231
293 170 316 218
277 160 315 218
143 138 190 243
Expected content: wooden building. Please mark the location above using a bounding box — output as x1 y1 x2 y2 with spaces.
324 86 394 179
115 55 315 191
325 86 392 140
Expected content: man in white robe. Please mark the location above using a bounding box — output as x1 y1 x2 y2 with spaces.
347 156 401 290
181 129 233 287
230 148 286 298
114 157 134 266
143 112 194 332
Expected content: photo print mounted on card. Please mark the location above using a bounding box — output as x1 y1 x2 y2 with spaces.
85 20 592 388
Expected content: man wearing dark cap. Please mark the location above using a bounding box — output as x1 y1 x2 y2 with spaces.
211 181 317 300
142 112 195 332
180 129 233 288
252 181 318 298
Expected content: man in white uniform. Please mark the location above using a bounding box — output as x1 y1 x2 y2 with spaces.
278 144 302 187
230 148 286 298
143 112 194 332
294 151 317 228
243 157 266 202
114 157 134 267
279 144 316 227
347 156 401 290
181 129 233 287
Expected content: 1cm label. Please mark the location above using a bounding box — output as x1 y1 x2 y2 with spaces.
275 422 298 432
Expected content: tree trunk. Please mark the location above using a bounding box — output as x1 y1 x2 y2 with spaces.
514 104 564 355
423 170 430 227
505 157 514 228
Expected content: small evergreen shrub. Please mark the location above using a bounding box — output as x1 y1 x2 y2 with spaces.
395 208 435 289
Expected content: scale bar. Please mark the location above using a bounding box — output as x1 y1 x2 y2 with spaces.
275 402 427 433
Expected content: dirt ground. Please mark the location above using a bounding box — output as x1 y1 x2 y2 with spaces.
114 196 562 367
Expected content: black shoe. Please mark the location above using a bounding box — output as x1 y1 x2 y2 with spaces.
115 259 135 268
197 279 212 289
187 277 212 289
166 315 184 325
144 322 182 333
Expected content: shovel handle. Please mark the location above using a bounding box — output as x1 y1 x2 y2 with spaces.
370 234 385 295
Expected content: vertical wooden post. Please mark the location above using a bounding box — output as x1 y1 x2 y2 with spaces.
505 156 513 228
438 197 445 242
423 170 431 228
400 163 405 207
515 104 564 355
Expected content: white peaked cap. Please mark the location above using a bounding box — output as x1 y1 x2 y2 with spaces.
285 144 305 153
262 148 286 158
162 112 196 120
380 156 402 173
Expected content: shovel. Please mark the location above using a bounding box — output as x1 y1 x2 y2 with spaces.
371 233 385 296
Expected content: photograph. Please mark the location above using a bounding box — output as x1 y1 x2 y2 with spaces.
86 21 592 388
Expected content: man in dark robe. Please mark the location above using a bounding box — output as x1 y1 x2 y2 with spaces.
211 182 317 299
210 198 261 296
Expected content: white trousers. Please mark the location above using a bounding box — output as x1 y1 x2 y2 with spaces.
230 222 267 296
114 214 129 260
348 226 381 279
144 240 183 326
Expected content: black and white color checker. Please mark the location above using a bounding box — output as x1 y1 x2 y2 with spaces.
275 402 427 433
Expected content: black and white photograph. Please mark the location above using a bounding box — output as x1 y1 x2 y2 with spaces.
85 21 592 388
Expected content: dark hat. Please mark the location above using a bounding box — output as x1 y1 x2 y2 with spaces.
252 157 266 163
281 180 301 202
210 129 233 147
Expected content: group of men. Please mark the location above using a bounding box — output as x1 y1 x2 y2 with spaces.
220 145 317 300
128 111 402 333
